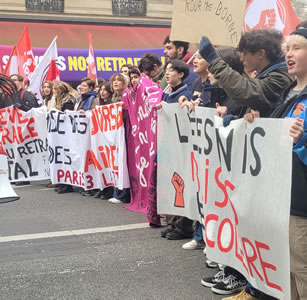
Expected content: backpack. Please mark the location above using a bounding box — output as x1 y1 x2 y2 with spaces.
20 89 40 107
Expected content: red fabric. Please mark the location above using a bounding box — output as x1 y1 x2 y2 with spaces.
45 59 60 82
243 0 300 35
87 32 97 83
16 27 36 79
3 45 18 76
182 52 194 67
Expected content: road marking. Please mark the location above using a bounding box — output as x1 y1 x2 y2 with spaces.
0 223 149 243
37 188 55 191
12 185 33 189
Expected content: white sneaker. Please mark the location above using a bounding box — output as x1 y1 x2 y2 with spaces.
108 198 122 204
182 239 205 250
206 259 218 268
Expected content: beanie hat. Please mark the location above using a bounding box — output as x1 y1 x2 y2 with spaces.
290 28 307 39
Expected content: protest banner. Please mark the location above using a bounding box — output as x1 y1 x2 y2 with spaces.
0 46 165 82
0 106 49 182
157 104 293 299
48 105 130 190
122 76 162 222
170 0 247 47
0 154 20 203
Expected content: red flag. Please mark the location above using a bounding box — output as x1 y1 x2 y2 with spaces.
243 0 300 36
16 27 36 79
87 32 97 83
3 46 19 76
45 59 60 82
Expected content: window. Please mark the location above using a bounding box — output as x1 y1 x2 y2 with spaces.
26 0 64 13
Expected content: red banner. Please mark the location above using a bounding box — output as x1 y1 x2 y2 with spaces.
244 0 300 35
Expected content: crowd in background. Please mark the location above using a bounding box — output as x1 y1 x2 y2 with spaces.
1 19 307 300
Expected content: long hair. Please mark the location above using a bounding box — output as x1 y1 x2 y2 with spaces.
42 80 54 105
53 81 76 110
0 74 18 109
110 73 128 103
97 81 113 105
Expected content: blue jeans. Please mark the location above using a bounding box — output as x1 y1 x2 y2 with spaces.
113 188 130 203
194 221 203 242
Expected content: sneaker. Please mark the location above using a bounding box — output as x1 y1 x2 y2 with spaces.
82 190 93 196
182 239 205 250
221 289 259 300
166 230 193 240
206 259 218 268
201 270 227 288
211 274 247 295
108 198 122 204
57 185 74 194
94 190 103 198
160 227 173 238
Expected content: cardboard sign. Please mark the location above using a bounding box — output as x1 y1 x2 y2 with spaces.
157 104 293 299
0 106 49 182
170 0 247 47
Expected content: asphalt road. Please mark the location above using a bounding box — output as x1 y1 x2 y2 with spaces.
0 181 225 300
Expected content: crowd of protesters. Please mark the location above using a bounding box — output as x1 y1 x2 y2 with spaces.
1 20 307 300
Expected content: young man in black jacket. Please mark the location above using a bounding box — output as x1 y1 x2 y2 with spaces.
10 74 38 112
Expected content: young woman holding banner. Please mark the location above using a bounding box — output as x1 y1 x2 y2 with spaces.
107 73 130 204
97 81 113 106
52 81 76 194
42 81 56 111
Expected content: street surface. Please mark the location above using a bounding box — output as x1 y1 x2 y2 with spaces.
0 181 224 300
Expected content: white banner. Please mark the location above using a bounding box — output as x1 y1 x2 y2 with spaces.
157 104 293 299
48 103 130 190
0 106 49 182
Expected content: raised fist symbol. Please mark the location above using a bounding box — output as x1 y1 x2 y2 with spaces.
172 172 185 207
254 9 276 29
246 9 277 31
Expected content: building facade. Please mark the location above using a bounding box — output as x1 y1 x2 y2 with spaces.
0 0 173 26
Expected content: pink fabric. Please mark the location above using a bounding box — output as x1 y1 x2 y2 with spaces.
122 76 162 224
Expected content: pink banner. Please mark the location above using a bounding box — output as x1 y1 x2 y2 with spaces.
122 76 162 224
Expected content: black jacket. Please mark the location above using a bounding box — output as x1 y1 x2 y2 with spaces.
16 88 38 111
